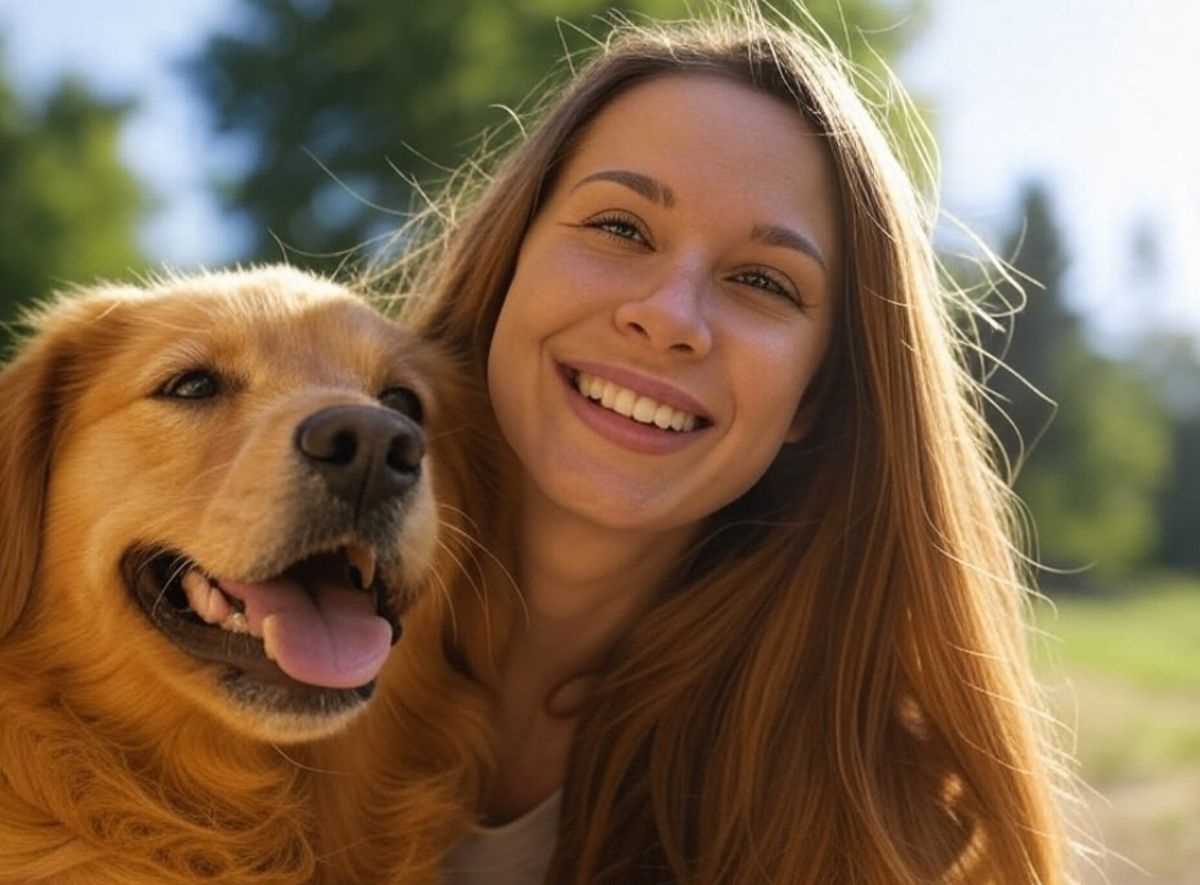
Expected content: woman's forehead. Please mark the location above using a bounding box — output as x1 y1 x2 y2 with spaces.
574 72 822 156
556 73 843 270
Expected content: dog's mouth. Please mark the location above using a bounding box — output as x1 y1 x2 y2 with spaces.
123 543 404 698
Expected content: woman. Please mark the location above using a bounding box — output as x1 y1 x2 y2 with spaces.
397 6 1076 883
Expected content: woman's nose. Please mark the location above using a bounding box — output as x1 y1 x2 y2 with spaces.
613 268 713 357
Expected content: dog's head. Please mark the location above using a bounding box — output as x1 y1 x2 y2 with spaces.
0 266 453 742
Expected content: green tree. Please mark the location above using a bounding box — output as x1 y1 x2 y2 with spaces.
1123 221 1200 575
0 60 148 345
1134 330 1200 573
1160 414 1200 573
987 183 1169 582
187 0 924 268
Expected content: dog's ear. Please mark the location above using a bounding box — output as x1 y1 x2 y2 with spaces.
0 313 69 637
0 290 124 639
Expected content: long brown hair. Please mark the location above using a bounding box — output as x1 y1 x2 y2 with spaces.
401 7 1075 883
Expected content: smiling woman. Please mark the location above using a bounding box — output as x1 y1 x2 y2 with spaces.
388 5 1079 884
488 73 839 535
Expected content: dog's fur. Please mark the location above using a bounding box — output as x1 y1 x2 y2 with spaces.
0 267 497 884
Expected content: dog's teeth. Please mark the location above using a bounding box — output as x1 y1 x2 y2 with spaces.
346 543 377 590
182 570 230 625
220 611 249 634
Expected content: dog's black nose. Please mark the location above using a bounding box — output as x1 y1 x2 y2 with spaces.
295 405 425 515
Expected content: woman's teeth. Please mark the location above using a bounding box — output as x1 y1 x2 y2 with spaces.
574 371 698 432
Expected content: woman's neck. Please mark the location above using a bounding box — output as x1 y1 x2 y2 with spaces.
505 480 695 695
483 481 695 821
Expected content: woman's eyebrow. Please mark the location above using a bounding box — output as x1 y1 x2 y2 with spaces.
571 169 826 270
750 222 827 271
571 169 676 208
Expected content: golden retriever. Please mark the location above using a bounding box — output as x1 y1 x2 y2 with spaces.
0 267 496 884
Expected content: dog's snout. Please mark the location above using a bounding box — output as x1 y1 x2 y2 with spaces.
295 405 425 513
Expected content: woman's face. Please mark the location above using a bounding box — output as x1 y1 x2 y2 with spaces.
488 73 842 536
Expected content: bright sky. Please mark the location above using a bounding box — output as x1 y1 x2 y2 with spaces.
900 0 1200 347
0 0 241 265
2 0 1197 345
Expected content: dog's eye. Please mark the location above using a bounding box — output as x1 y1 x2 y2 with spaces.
160 370 221 400
379 386 423 423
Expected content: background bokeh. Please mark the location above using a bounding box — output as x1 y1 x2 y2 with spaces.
1 1 1196 880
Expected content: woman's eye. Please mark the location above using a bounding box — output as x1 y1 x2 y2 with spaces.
584 212 648 246
159 369 221 400
732 268 801 305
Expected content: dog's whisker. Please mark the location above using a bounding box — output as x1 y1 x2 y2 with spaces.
185 456 245 486
166 555 192 582
433 516 512 582
128 549 158 578
133 553 176 622
151 587 171 620
435 517 524 619
267 738 350 772
434 501 487 546
430 517 524 661
144 453 246 498
440 540 486 626
427 537 464 641
431 525 486 610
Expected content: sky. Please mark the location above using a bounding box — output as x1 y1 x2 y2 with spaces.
899 0 1200 348
1 0 1197 346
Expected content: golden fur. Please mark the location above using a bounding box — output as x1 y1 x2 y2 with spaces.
0 266 496 884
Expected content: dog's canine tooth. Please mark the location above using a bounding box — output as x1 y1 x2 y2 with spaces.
345 543 377 590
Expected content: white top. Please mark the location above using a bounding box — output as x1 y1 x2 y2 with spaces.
443 791 562 885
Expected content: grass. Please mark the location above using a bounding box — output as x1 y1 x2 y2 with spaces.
1031 576 1200 883
1034 577 1200 691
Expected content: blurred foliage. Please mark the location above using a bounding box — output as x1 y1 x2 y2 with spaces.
0 56 148 347
186 0 925 267
986 183 1170 579
1133 332 1200 572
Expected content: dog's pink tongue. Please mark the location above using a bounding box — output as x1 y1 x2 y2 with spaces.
218 577 391 688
